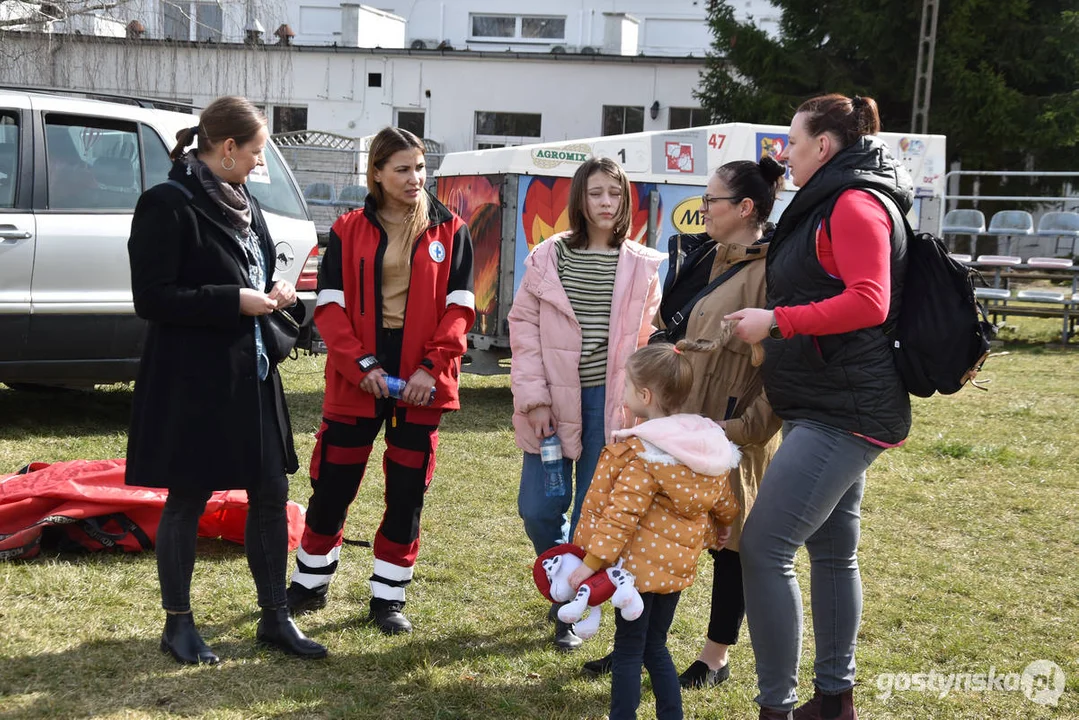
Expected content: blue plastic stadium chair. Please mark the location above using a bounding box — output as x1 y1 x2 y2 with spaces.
1036 211 1079 256
941 208 986 256
986 210 1034 256
304 182 336 206
338 184 368 209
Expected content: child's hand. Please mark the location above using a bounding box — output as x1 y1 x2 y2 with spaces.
526 406 555 439
716 524 732 549
568 564 596 591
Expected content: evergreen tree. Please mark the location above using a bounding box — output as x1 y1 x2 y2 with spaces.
697 0 1079 172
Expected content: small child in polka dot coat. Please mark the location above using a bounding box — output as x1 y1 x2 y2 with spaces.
567 341 741 720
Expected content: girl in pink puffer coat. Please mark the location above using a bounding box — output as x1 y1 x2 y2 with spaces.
508 157 662 651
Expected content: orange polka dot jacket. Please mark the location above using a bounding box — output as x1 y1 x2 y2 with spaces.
572 413 742 594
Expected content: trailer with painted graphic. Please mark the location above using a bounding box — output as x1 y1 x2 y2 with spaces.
434 123 946 367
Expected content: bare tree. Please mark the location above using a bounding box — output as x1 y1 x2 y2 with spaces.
0 0 134 29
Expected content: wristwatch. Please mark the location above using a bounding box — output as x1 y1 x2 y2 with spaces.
768 316 784 340
357 354 381 373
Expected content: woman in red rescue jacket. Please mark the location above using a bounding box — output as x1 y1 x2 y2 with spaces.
286 127 474 635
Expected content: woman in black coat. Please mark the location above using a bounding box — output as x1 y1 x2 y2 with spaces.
126 96 325 664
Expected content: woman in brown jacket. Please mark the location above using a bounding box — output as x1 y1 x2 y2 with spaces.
670 157 786 688
583 157 787 685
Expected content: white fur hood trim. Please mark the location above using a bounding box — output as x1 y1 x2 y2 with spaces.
611 414 741 476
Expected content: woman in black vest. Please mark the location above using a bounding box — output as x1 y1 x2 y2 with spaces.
126 96 325 664
726 94 913 720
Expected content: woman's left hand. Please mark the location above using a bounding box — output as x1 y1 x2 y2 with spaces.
403 368 436 406
268 280 297 309
715 524 733 550
568 564 596 591
725 308 774 344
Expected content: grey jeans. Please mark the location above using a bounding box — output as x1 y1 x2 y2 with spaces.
740 419 885 711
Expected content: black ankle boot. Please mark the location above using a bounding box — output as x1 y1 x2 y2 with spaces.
161 612 219 665
553 619 582 651
256 607 328 659
368 598 413 635
286 582 328 615
582 652 613 676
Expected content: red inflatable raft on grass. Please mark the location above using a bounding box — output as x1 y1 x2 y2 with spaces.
0 459 304 560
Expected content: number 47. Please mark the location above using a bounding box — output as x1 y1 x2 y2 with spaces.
708 134 726 149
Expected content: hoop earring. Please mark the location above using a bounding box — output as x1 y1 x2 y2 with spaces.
221 156 236 171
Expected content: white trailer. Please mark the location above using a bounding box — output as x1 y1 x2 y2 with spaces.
434 122 946 360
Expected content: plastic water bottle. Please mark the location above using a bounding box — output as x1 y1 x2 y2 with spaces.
540 433 565 497
384 376 436 405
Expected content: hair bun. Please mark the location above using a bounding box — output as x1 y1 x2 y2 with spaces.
757 155 786 184
851 95 866 109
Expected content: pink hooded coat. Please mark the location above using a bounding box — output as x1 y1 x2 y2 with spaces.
573 414 742 593
508 234 663 460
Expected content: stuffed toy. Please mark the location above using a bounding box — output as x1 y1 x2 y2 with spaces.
532 543 645 639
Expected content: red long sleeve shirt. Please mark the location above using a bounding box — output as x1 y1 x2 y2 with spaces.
773 189 894 337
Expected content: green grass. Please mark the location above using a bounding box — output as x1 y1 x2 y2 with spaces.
1 319 1077 719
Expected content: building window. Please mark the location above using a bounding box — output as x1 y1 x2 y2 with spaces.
368 72 382 88
470 14 566 42
475 112 541 137
161 1 188 40
668 107 709 130
474 111 542 149
396 110 425 138
602 106 644 136
273 106 308 134
521 17 565 39
160 1 222 41
194 2 222 41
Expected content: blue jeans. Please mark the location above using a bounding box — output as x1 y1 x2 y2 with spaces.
610 591 683 720
740 419 884 711
517 384 606 555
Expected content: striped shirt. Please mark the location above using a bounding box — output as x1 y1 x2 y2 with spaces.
555 240 619 387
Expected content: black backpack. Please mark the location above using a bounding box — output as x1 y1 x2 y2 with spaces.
829 189 996 397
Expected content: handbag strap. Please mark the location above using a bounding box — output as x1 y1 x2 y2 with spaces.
665 261 750 342
164 178 193 200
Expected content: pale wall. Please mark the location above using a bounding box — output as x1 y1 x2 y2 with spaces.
0 35 705 154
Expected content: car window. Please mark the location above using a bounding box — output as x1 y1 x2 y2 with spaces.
246 143 309 220
140 123 174 189
45 114 142 211
0 112 18 208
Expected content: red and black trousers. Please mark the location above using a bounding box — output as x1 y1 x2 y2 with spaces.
292 330 440 604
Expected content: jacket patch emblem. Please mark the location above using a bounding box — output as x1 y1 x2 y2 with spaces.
429 241 446 263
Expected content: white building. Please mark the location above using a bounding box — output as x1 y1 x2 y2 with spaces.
7 0 779 50
292 0 720 53
0 1 779 155
0 32 704 150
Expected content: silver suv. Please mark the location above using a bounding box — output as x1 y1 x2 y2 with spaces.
0 88 321 389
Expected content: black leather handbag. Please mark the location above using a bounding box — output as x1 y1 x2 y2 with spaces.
260 305 304 363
